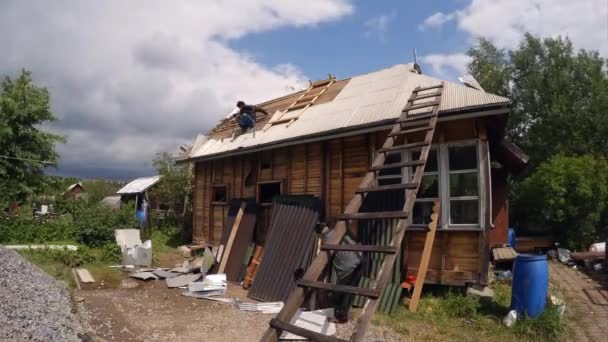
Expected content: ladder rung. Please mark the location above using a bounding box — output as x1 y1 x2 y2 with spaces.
322 244 398 253
370 159 425 171
398 112 437 123
338 211 408 220
288 102 313 111
269 318 347 342
389 125 433 137
297 280 382 298
378 141 429 153
297 93 320 103
409 91 442 101
355 182 418 194
406 101 440 111
415 84 444 92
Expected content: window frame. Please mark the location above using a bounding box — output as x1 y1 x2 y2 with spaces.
374 139 485 230
211 184 229 205
257 180 284 205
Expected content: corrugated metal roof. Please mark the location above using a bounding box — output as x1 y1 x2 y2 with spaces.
189 64 509 160
116 176 161 194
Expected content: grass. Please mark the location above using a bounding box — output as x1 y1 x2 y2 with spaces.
16 226 187 289
374 282 568 342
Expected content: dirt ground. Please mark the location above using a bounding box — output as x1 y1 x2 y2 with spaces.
80 280 273 342
78 273 402 342
550 262 608 342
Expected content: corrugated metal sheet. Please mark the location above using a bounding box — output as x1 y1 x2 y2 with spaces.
248 195 320 302
116 176 161 194
188 64 510 160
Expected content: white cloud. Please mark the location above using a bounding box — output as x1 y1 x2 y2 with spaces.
421 0 608 54
419 53 472 79
364 12 396 42
0 0 354 178
418 12 457 31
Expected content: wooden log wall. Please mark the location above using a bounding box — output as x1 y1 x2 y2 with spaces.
192 117 501 285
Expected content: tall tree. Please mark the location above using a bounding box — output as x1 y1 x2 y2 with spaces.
467 34 608 168
0 70 63 207
153 152 188 210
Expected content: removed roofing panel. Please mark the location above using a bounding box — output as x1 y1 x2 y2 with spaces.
116 176 161 194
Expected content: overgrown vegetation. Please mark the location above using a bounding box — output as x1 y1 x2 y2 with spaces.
513 155 608 249
467 34 608 244
376 283 567 342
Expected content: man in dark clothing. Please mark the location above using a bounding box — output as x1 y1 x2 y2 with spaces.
228 100 268 133
319 225 363 323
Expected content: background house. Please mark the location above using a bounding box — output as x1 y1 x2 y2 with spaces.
183 63 527 286
62 182 85 200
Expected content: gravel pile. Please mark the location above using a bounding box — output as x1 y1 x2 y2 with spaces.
0 245 84 341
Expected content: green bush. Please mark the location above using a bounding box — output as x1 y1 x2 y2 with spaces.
70 201 138 247
513 155 608 250
0 215 77 243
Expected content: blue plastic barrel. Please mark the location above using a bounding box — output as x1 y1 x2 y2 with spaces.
508 228 516 247
511 254 548 318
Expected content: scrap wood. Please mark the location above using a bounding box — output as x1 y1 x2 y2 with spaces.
243 245 263 289
492 246 518 262
571 251 605 261
409 200 440 313
218 203 246 274
75 268 95 283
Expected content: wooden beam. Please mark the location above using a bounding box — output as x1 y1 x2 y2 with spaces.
218 203 245 273
409 200 440 312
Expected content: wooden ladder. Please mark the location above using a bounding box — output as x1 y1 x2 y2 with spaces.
263 76 336 131
260 82 445 342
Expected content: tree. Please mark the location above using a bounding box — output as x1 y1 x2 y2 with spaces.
152 152 188 210
467 34 608 168
0 70 63 207
512 155 608 250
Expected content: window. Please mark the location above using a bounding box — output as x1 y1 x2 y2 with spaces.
374 140 483 229
411 149 439 225
447 144 480 225
258 181 283 204
212 185 228 203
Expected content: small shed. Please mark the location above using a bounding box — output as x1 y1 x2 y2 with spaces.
116 176 162 211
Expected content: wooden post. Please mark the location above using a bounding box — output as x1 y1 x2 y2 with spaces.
409 199 440 312
218 203 246 273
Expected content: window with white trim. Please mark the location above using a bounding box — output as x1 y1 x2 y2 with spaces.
374 140 483 229
446 143 480 225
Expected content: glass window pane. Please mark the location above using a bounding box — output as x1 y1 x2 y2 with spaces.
378 178 402 186
412 201 435 225
418 175 439 198
379 153 401 176
411 149 437 172
449 145 477 171
450 200 479 224
449 173 478 197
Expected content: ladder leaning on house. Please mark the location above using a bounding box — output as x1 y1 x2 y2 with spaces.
259 82 446 342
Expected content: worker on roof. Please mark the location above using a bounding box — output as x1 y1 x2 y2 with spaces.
227 100 268 134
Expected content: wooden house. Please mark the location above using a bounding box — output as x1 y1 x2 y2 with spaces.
62 182 85 200
183 64 527 286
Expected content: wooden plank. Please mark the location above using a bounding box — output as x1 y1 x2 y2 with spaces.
75 268 95 283
355 182 418 194
338 212 408 220
297 280 381 298
409 200 440 312
218 203 245 273
377 141 429 153
409 91 443 101
415 84 444 92
269 319 347 342
369 160 424 171
321 244 398 253
389 125 433 137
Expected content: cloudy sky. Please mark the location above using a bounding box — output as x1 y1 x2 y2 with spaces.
1 0 606 180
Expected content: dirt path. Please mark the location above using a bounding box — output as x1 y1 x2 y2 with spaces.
550 262 608 342
80 281 272 342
